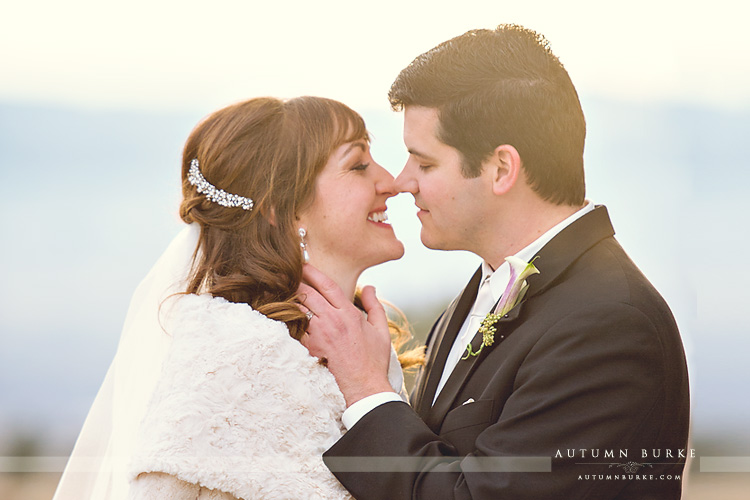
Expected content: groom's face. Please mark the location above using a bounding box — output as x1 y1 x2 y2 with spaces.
395 106 492 253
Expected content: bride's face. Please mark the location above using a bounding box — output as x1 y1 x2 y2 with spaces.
298 139 404 273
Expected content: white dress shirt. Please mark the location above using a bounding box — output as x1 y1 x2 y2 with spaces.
342 201 595 429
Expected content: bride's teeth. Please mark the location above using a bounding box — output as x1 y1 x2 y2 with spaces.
368 211 388 223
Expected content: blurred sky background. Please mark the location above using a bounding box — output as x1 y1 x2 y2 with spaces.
1 0 749 496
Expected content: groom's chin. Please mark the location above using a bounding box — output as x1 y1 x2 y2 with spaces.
419 230 444 251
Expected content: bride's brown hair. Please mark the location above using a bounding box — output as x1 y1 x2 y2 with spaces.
179 96 423 368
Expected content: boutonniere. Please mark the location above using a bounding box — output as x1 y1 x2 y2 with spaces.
462 256 540 359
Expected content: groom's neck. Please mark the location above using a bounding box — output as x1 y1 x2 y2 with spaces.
479 198 583 270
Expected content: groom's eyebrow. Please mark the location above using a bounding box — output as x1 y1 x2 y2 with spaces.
408 148 437 162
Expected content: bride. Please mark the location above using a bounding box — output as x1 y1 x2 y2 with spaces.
52 96 421 499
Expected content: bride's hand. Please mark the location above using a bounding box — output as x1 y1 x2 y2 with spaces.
298 264 395 407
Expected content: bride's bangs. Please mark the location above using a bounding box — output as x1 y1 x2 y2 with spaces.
329 102 369 147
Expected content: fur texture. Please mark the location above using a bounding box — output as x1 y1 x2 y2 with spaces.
129 293 352 500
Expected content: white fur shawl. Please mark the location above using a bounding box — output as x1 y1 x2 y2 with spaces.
128 293 353 500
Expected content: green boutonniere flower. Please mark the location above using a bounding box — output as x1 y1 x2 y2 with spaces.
462 256 540 359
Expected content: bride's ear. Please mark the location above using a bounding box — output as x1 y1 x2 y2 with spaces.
260 204 277 226
486 144 522 196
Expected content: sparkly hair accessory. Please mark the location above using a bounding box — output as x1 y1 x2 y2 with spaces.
187 158 254 211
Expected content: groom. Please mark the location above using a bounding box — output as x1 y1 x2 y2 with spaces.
301 25 689 499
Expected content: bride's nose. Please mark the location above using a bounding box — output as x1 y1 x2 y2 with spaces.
373 163 397 196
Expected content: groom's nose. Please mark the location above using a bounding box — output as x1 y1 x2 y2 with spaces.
394 161 418 195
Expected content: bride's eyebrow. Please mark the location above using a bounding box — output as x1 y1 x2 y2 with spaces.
340 141 368 162
343 140 367 155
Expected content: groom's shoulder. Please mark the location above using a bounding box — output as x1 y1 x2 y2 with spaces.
583 236 663 296
534 204 667 309
559 235 677 330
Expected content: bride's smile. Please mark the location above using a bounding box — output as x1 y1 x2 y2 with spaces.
366 208 390 224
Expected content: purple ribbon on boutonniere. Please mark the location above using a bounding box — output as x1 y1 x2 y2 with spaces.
462 256 539 359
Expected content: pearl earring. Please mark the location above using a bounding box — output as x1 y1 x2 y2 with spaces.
298 228 310 263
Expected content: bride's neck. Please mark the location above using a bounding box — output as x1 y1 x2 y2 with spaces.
307 256 359 301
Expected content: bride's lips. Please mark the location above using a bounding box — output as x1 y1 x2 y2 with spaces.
367 207 392 228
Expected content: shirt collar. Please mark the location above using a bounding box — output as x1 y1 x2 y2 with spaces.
484 201 595 302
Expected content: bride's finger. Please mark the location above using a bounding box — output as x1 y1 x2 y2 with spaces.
302 264 349 309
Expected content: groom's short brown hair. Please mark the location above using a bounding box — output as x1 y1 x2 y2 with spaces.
389 24 586 206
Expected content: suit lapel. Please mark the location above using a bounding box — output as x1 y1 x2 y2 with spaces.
409 310 444 406
413 267 482 419
425 296 525 432
523 205 615 300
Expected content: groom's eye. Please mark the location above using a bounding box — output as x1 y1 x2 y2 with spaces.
419 164 434 171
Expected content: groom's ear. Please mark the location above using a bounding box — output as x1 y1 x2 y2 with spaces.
487 144 522 196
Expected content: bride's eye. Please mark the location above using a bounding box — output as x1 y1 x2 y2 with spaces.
352 162 370 171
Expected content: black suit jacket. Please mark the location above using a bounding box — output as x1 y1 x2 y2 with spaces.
323 206 690 500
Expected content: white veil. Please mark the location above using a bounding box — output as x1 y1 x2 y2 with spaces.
52 224 200 500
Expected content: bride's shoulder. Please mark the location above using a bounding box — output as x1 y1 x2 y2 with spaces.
162 293 293 348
